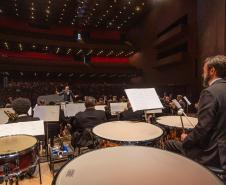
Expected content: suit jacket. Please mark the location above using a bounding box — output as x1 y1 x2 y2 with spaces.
7 116 40 123
72 108 107 132
119 108 144 121
182 79 226 169
59 90 75 102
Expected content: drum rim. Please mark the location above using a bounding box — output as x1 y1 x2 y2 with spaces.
92 121 164 144
0 134 38 158
156 116 197 129
52 146 223 185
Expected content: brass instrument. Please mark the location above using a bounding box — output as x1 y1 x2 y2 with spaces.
4 110 18 121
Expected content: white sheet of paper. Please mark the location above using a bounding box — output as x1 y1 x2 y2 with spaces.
64 103 86 117
95 105 106 111
125 88 163 111
183 96 191 105
33 105 59 122
0 108 15 124
172 99 181 109
110 103 127 115
0 120 44 137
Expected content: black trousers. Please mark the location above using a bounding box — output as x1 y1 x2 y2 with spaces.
164 140 186 155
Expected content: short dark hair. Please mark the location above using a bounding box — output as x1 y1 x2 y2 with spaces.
204 55 226 78
85 96 96 108
12 98 31 114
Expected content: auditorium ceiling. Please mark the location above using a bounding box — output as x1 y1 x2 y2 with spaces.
0 0 150 69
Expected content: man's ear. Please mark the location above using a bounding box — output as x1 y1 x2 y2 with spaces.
210 67 216 75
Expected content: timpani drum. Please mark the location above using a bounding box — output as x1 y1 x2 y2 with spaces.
53 146 223 185
0 135 38 177
156 116 198 141
92 121 163 147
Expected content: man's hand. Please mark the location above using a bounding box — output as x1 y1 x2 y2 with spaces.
181 133 188 141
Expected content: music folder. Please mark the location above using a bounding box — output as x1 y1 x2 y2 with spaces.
125 88 163 111
0 120 44 137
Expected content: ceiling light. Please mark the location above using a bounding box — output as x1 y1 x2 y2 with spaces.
4 42 9 49
56 47 60 53
87 50 93 55
76 49 83 55
135 6 141 12
67 48 72 54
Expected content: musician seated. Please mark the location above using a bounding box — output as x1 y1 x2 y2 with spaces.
176 95 186 110
162 96 172 114
7 98 39 123
71 96 107 133
71 96 107 148
119 102 144 121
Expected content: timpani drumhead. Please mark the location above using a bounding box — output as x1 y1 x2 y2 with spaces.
157 116 198 129
93 121 163 142
0 135 37 156
54 146 222 185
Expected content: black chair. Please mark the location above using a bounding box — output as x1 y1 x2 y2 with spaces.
71 129 97 156
206 166 226 184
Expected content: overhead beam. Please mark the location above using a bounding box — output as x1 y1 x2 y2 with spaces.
0 33 132 50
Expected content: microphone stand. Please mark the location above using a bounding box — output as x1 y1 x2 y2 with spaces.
177 108 195 128
179 114 185 133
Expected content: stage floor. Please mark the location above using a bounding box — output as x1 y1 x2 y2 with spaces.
0 163 53 185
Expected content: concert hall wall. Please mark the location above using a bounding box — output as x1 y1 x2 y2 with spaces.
128 0 226 100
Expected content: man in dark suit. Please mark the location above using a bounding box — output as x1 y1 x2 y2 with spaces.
7 98 39 123
119 102 144 121
72 96 107 133
165 55 226 170
71 96 107 148
56 85 77 102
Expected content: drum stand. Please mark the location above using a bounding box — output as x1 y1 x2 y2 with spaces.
2 163 19 185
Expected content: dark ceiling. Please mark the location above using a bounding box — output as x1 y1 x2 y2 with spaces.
0 0 150 73
0 0 150 31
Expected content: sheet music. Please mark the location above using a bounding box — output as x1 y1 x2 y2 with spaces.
183 96 191 105
0 108 15 124
125 88 163 111
95 105 106 111
64 103 86 117
110 102 127 115
172 99 182 109
0 120 44 137
33 105 60 122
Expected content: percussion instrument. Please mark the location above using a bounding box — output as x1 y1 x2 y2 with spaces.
53 146 223 185
156 116 198 140
92 121 163 147
0 135 38 178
